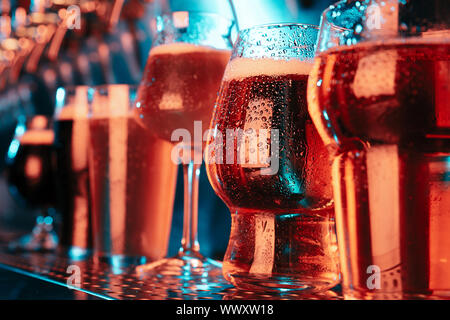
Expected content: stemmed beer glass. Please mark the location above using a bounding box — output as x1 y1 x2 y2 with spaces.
135 11 238 277
6 115 59 252
307 0 450 299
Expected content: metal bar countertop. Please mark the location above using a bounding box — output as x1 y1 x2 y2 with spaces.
0 240 343 300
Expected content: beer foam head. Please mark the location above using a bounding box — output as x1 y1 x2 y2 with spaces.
19 130 54 145
223 57 313 81
90 85 135 119
150 42 229 55
56 105 74 120
55 86 89 120
56 105 85 120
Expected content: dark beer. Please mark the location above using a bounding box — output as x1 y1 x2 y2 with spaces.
136 43 231 145
54 105 91 252
6 127 56 209
206 58 339 291
308 41 450 298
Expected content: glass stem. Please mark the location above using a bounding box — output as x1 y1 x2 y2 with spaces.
180 161 201 256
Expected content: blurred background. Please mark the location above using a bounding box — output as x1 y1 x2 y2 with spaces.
0 0 337 260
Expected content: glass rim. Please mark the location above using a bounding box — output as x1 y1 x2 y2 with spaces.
87 84 138 104
238 22 319 36
54 86 91 120
320 0 355 32
156 10 237 25
318 0 450 50
321 0 347 17
236 23 319 49
87 84 138 91
322 0 450 32
87 84 138 118
55 85 89 92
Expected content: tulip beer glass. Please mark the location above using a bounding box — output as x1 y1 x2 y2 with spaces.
307 0 450 299
206 24 340 292
135 11 237 277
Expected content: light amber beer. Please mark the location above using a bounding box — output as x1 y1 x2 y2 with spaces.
89 114 178 262
136 43 231 144
308 41 450 298
206 58 339 291
54 102 92 253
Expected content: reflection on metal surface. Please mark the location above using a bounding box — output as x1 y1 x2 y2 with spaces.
0 244 342 300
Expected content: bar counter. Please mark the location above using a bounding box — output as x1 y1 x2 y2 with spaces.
0 231 342 300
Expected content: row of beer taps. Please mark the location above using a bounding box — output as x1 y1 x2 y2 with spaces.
0 0 159 126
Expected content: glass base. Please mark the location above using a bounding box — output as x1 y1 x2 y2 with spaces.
57 246 91 261
8 223 58 252
67 246 91 261
343 288 450 300
95 254 151 268
136 251 222 279
222 209 340 293
226 272 339 293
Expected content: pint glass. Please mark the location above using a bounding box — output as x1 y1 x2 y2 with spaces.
54 86 92 259
135 11 237 277
88 85 178 266
308 0 450 299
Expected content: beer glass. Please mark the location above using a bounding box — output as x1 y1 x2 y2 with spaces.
53 86 92 259
307 0 449 299
88 85 178 266
135 11 237 277
6 115 58 252
205 24 340 292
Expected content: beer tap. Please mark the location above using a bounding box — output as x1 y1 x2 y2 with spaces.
0 2 15 89
5 7 35 84
24 1 59 73
0 3 36 126
2 0 239 104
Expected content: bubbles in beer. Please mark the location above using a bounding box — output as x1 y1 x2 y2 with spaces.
89 115 177 260
352 49 398 99
136 43 231 144
308 40 450 298
208 57 333 211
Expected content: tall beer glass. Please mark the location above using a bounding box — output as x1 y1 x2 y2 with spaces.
205 24 339 292
135 11 237 277
88 85 177 266
307 0 450 299
53 86 92 259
